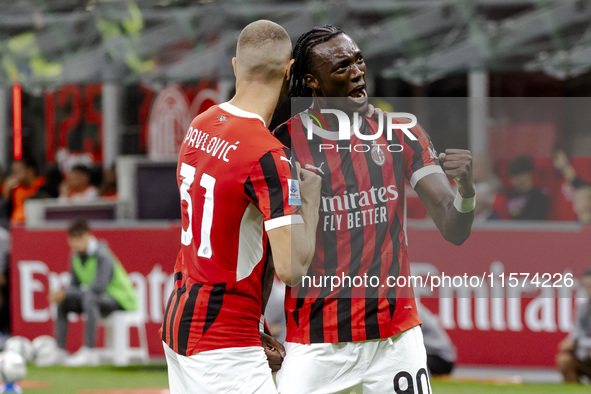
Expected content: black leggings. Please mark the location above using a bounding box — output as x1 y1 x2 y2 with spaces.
56 289 122 349
427 354 455 376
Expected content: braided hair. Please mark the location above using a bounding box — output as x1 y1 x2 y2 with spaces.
290 25 344 98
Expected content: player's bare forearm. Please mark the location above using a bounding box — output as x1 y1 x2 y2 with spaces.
289 210 319 282
268 167 321 286
269 222 316 286
416 149 475 246
297 187 320 264
284 167 321 285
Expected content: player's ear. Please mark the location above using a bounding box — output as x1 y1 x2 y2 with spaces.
305 73 318 90
285 58 295 81
232 57 237 78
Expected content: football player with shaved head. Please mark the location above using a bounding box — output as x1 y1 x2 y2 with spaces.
160 20 321 393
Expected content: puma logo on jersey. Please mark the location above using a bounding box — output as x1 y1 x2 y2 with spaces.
305 162 325 175
280 156 293 167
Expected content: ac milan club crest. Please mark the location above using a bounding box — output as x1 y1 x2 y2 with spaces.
370 142 386 166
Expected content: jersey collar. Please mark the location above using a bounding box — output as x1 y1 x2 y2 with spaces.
219 102 266 127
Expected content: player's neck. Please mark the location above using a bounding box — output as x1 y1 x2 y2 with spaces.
228 81 283 126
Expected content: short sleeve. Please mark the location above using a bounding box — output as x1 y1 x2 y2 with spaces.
244 147 303 232
403 122 445 188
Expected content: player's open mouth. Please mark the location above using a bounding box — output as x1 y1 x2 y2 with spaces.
348 87 367 103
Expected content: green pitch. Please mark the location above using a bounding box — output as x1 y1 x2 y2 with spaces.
21 365 591 393
23 364 169 393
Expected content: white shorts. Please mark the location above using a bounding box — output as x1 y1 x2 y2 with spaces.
276 326 431 394
163 342 277 394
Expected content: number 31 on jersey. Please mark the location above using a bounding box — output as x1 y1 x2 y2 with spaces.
179 162 215 258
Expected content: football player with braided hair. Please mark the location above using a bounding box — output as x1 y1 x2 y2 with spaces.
273 25 475 393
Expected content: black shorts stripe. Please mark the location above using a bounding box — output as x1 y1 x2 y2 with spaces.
259 151 285 219
168 282 187 351
203 283 227 335
177 283 203 356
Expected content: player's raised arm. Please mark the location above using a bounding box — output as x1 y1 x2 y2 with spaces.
268 164 321 286
415 149 475 245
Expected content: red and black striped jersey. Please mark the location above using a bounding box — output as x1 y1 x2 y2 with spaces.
161 102 302 356
273 110 443 344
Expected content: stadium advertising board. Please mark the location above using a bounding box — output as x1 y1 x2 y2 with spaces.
10 224 591 365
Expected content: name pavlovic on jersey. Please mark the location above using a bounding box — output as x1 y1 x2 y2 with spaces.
273 110 444 344
161 102 302 356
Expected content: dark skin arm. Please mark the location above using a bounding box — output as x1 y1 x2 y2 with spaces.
261 246 275 316
260 250 286 372
415 149 475 246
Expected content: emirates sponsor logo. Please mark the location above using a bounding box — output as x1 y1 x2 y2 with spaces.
321 185 398 231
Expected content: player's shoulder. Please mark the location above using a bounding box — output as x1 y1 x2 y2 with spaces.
189 104 221 125
255 132 291 162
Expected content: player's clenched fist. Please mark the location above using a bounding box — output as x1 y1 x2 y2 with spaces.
438 149 475 198
261 332 285 372
297 162 322 211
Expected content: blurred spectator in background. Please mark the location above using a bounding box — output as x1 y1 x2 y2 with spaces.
1 157 45 223
474 182 500 223
497 155 548 220
553 149 591 225
99 165 117 198
59 165 99 203
472 154 502 189
573 186 591 226
556 268 591 383
31 165 62 199
417 302 457 377
553 149 590 190
472 154 502 223
46 218 138 366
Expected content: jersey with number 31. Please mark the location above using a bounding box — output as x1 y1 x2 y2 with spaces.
160 102 302 356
